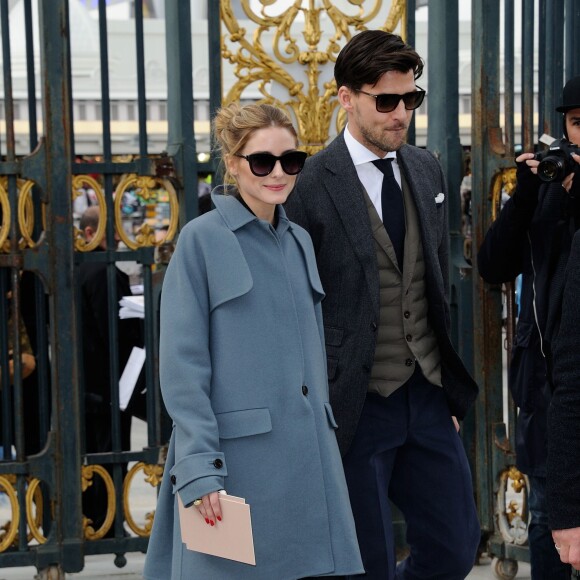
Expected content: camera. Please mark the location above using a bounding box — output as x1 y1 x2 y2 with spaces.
534 138 580 182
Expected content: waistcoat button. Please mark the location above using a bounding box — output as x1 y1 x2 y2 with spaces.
405 358 413 367
302 385 309 396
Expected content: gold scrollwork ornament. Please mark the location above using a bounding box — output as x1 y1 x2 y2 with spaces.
123 462 163 537
491 167 517 222
0 474 20 553
0 181 11 253
221 0 406 152
114 175 178 250
73 175 107 252
0 177 46 250
81 465 116 540
495 466 529 546
25 477 46 545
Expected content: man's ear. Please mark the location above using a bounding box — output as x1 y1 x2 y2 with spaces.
84 225 95 241
338 86 354 112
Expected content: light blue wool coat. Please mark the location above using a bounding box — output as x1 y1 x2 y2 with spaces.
144 192 363 580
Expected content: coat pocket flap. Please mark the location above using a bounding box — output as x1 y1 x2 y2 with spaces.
324 326 344 346
324 402 339 429
216 407 272 439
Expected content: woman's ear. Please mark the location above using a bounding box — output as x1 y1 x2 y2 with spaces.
225 154 239 178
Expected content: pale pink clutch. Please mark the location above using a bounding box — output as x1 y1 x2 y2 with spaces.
177 493 256 566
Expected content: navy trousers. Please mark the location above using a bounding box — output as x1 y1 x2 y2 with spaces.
343 368 480 580
527 475 571 579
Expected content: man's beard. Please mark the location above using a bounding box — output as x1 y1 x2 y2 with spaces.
360 121 408 153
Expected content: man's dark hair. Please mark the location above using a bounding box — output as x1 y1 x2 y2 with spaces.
334 29 424 91
79 205 100 231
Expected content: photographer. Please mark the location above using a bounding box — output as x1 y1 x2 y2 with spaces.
477 75 579 580
548 228 580 571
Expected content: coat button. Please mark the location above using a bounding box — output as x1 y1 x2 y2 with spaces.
406 334 412 342
405 358 413 367
170 475 176 485
362 364 370 372
371 322 377 331
302 385 309 396
404 311 410 319
213 459 223 469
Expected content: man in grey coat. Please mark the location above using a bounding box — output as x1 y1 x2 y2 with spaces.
286 30 480 580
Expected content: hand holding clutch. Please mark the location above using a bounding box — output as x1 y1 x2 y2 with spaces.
193 490 223 526
178 493 256 565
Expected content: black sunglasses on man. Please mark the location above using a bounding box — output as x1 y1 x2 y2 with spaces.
355 86 426 113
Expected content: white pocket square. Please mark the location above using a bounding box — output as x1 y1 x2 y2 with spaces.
434 193 445 204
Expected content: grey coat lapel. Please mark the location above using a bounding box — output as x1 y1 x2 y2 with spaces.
401 175 419 292
362 188 400 275
323 134 380 314
397 145 439 262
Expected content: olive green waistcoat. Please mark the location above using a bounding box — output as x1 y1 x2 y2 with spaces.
364 174 442 397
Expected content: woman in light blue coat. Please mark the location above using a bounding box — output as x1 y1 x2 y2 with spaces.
144 103 363 580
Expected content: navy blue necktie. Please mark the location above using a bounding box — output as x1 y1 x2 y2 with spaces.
372 158 405 269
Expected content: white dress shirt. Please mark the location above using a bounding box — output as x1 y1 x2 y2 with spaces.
343 124 403 221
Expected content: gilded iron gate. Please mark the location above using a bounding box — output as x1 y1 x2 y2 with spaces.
0 0 579 577
0 0 220 575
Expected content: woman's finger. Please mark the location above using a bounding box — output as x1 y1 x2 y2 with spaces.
194 496 210 524
201 494 216 526
209 491 223 522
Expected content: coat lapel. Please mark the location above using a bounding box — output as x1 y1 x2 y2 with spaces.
397 146 438 266
399 174 421 292
362 187 401 275
323 134 380 314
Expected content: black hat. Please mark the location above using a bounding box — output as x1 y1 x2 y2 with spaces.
556 76 580 112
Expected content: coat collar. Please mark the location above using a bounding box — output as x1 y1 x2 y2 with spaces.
211 188 291 236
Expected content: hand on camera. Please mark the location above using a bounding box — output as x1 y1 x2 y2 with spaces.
513 152 542 207
562 152 580 194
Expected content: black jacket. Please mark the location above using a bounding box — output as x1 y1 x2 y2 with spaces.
79 258 144 415
547 230 580 529
478 162 580 475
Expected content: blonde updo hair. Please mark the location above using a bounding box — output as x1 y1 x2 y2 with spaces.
213 102 298 185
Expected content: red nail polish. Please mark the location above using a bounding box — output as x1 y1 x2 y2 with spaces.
205 518 209 524
210 520 214 526
217 516 222 522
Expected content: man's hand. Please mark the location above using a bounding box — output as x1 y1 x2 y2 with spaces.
552 527 580 568
562 152 580 193
516 152 540 174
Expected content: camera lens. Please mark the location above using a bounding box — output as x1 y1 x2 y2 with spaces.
537 157 566 182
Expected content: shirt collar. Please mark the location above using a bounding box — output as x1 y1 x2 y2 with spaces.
344 124 398 166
